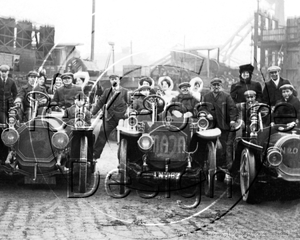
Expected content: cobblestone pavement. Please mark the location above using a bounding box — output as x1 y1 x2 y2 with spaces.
1 142 300 240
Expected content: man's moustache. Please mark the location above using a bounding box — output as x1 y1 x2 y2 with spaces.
112 82 117 87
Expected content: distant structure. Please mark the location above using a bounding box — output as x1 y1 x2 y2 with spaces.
0 16 100 80
0 17 55 73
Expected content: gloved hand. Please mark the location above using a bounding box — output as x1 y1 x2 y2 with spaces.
183 112 193 118
172 110 182 118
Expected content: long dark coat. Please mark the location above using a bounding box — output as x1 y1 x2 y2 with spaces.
51 84 83 108
202 91 238 130
92 86 129 121
0 77 18 112
230 79 262 103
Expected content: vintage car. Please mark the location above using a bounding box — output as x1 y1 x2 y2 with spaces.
0 91 99 194
232 101 300 203
104 94 221 208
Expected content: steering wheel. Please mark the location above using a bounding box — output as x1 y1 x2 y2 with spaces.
26 91 50 106
143 95 165 114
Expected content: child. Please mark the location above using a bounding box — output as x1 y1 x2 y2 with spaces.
272 84 300 126
65 92 91 126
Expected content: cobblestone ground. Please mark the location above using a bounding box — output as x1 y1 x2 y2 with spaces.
1 142 300 240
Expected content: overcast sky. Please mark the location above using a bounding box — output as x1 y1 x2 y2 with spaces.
1 0 299 70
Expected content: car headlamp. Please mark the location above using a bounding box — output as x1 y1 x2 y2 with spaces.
1 128 19 146
137 134 154 152
267 147 282 167
51 132 69 150
197 117 209 130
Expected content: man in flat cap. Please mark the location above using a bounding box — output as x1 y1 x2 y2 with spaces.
14 70 42 121
92 74 130 160
230 63 262 104
0 64 18 163
262 65 297 106
272 84 300 126
169 82 198 118
200 78 238 172
51 72 83 110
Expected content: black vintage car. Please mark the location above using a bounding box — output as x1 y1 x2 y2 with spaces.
232 101 300 203
0 91 99 194
104 94 221 208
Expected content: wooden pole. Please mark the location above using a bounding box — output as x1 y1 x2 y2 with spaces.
91 0 95 61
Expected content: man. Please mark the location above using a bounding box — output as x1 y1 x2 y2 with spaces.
262 65 297 106
92 75 130 160
230 63 262 103
0 64 18 163
169 82 198 118
202 78 238 171
14 70 43 122
272 84 300 126
51 72 83 109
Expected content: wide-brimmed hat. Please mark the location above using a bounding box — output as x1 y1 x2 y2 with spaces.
189 77 203 92
158 76 174 91
139 76 154 87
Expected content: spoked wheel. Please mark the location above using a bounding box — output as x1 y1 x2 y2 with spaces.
203 141 216 197
78 136 88 193
240 148 257 203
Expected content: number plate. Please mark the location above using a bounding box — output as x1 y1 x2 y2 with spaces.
153 172 181 180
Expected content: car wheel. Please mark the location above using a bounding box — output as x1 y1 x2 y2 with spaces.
240 148 257 203
78 136 88 193
203 141 216 197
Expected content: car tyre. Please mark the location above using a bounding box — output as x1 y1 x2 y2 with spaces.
240 148 257 203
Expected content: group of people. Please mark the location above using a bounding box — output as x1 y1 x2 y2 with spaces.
0 67 99 164
1 62 300 174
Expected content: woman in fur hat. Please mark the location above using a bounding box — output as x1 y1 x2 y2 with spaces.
189 77 203 101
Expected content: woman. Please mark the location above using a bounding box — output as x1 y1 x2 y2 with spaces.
189 77 203 101
37 75 50 93
157 76 178 109
49 73 62 94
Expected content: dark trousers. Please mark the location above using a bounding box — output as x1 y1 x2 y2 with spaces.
93 117 119 159
218 129 236 168
0 112 8 162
